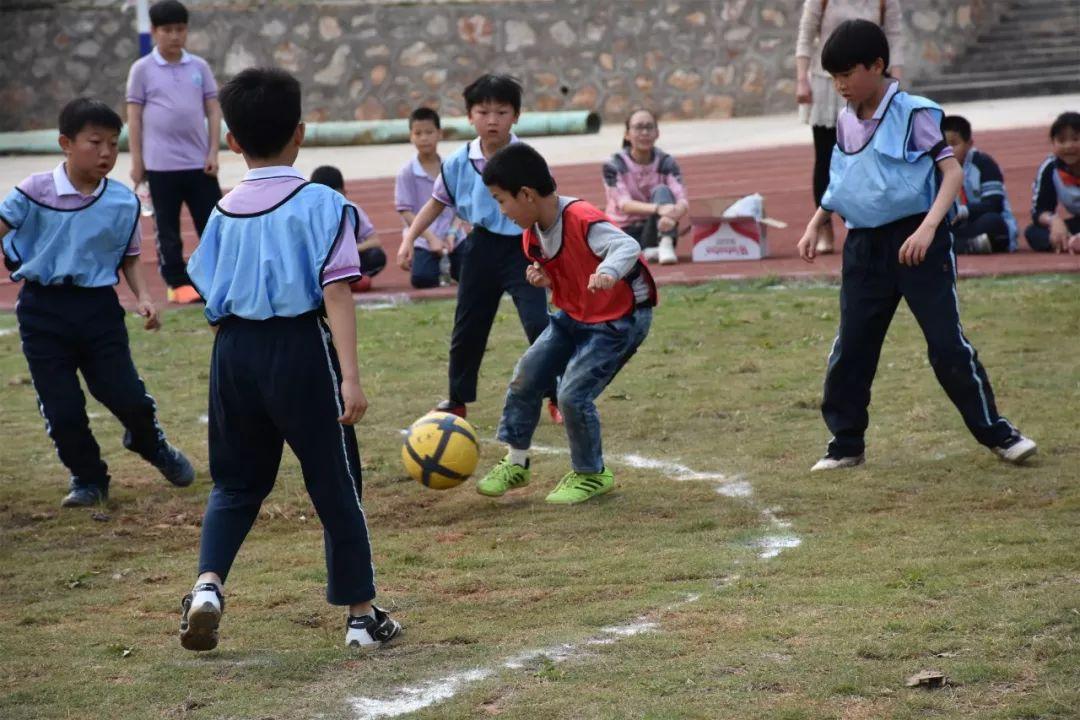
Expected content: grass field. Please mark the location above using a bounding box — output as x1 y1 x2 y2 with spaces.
1 276 1077 720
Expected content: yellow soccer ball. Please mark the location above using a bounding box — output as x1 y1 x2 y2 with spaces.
401 412 480 490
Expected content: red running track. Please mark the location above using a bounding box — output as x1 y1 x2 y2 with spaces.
1 125 1076 310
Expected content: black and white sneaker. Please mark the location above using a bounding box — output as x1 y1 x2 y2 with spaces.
179 582 224 651
345 606 402 650
810 452 866 472
993 433 1037 464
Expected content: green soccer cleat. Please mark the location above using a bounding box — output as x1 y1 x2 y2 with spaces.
475 455 531 497
545 468 614 504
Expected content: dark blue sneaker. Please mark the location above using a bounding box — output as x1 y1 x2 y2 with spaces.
152 443 196 487
61 485 108 508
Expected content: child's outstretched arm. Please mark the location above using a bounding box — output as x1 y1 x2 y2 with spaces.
120 255 161 330
797 207 832 262
898 156 962 267
323 280 368 425
398 197 449 270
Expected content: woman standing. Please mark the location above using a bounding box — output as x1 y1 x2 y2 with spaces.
796 0 905 253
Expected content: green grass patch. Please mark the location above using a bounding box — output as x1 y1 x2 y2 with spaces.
1 276 1078 719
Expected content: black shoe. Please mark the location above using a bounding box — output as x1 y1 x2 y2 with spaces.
434 400 467 418
60 485 108 508
345 606 402 649
180 583 224 652
151 443 196 487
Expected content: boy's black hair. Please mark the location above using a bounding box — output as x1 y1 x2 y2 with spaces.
310 165 345 192
219 68 302 159
149 0 188 27
821 19 890 75
482 143 556 197
58 98 123 138
622 107 658 150
1049 111 1080 140
409 107 441 129
941 115 973 143
463 74 523 114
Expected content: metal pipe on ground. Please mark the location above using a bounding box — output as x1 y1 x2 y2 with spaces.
0 111 602 155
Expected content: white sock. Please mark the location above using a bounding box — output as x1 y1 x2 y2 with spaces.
509 447 529 467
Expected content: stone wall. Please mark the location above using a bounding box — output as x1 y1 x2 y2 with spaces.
0 0 1004 132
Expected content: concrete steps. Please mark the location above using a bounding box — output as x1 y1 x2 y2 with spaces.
912 0 1080 103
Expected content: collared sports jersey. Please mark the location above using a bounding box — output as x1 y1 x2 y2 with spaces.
822 89 947 229
0 175 139 287
188 183 359 324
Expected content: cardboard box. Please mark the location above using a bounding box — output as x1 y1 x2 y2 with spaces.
689 195 785 262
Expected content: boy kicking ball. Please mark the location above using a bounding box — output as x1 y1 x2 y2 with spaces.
475 143 657 504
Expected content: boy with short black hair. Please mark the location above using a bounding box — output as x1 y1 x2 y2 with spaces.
0 98 195 508
310 164 387 293
797 20 1035 470
181 68 401 652
395 107 463 289
940 114 1018 254
397 75 558 423
1024 111 1080 254
476 143 656 504
127 0 222 304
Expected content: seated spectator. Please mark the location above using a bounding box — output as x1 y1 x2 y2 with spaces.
310 165 386 292
1024 111 1080 254
602 109 688 265
941 115 1018 254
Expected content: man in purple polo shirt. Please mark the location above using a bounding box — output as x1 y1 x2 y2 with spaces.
126 0 222 304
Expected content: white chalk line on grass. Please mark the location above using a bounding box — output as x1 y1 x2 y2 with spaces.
350 593 701 720
0 327 16 337
348 443 800 719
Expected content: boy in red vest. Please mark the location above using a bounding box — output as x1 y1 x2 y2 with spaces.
476 143 657 504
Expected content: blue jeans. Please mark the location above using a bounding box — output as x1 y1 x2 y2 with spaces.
497 307 652 473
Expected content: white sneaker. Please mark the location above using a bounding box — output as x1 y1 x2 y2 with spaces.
810 453 866 471
969 233 992 254
179 582 224 652
658 236 678 265
642 247 660 263
993 434 1037 464
346 606 403 650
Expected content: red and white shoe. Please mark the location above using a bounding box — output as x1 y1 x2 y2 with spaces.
434 400 467 418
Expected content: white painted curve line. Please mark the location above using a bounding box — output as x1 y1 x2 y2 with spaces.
717 479 753 498
349 593 701 720
528 444 799 561
530 444 730 484
356 293 413 311
756 536 802 559
351 668 492 720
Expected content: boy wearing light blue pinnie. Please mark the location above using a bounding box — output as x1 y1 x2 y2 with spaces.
796 20 1035 471
0 98 194 508
181 68 400 654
